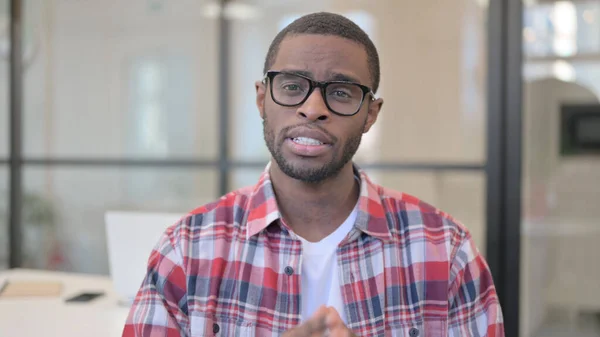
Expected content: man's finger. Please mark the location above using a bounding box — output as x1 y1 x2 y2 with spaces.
325 307 356 337
302 316 327 334
304 305 329 333
325 307 345 330
284 306 329 337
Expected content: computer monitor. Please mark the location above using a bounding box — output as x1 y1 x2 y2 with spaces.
104 211 183 305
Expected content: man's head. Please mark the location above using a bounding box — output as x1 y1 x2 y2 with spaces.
256 12 384 183
264 12 380 94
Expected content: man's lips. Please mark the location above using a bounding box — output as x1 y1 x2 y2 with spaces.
284 137 331 157
285 127 333 145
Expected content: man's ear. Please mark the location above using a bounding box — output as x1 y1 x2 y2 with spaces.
255 81 267 119
363 98 383 133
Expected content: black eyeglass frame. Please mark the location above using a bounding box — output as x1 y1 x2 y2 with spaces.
262 70 376 117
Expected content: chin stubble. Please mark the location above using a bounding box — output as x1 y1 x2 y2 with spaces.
262 114 364 183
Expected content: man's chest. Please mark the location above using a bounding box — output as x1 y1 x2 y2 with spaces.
186 234 450 336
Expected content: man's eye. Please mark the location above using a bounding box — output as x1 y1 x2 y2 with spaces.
332 90 351 98
283 84 302 91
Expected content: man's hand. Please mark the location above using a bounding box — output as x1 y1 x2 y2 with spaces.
324 307 356 337
283 306 357 337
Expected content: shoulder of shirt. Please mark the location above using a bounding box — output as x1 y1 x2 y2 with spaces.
161 185 256 239
369 179 472 248
189 185 255 217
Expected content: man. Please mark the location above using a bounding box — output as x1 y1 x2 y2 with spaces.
123 12 504 337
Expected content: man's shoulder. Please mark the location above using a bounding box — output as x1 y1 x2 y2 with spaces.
373 182 470 245
190 185 255 217
167 185 256 236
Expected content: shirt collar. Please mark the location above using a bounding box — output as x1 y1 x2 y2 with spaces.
245 162 392 242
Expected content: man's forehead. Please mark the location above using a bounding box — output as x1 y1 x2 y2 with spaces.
276 34 367 56
272 34 371 83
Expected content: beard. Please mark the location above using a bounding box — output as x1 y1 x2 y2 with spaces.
263 112 365 183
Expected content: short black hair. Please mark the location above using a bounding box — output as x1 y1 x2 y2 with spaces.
263 12 381 93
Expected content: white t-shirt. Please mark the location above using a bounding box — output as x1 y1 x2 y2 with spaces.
298 206 358 324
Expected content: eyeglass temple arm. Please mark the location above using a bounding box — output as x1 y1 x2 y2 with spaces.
369 91 376 101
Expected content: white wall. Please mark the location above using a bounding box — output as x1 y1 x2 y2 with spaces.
24 0 219 158
19 0 220 274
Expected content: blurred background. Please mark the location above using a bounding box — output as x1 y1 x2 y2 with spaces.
0 0 598 336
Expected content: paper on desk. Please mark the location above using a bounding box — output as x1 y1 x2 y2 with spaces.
0 280 63 297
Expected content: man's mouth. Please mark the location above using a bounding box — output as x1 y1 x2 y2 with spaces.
290 137 325 146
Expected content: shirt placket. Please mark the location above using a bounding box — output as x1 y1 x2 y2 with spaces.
278 229 303 331
337 232 387 336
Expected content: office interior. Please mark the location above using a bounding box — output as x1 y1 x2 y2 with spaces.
0 0 599 336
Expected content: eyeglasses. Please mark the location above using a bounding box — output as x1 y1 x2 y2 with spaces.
263 71 375 116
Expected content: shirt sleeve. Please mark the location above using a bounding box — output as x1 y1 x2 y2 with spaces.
122 228 190 337
447 234 505 337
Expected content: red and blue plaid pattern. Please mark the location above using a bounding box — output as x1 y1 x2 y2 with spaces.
123 164 504 336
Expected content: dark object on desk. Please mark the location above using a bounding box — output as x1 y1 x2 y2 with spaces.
65 291 104 303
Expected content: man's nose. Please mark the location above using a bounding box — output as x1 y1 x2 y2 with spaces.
296 89 331 122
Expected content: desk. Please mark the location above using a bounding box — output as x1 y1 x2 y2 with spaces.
0 269 130 337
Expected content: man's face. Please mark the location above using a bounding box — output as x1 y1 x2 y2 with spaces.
256 34 383 183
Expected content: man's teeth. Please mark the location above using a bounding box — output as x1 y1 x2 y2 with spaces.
292 137 324 145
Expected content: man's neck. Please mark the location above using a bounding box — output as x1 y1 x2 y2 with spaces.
269 162 359 242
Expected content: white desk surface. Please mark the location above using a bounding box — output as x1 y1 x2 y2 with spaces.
0 268 130 337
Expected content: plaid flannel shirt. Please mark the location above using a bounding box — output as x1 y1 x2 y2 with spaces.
123 164 504 336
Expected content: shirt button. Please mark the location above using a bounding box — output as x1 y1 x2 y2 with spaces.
284 266 294 275
409 327 419 337
213 323 220 334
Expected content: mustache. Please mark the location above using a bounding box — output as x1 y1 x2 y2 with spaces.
279 123 338 143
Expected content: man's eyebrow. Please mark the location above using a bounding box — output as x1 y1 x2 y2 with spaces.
328 72 362 84
278 69 363 84
279 69 313 78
